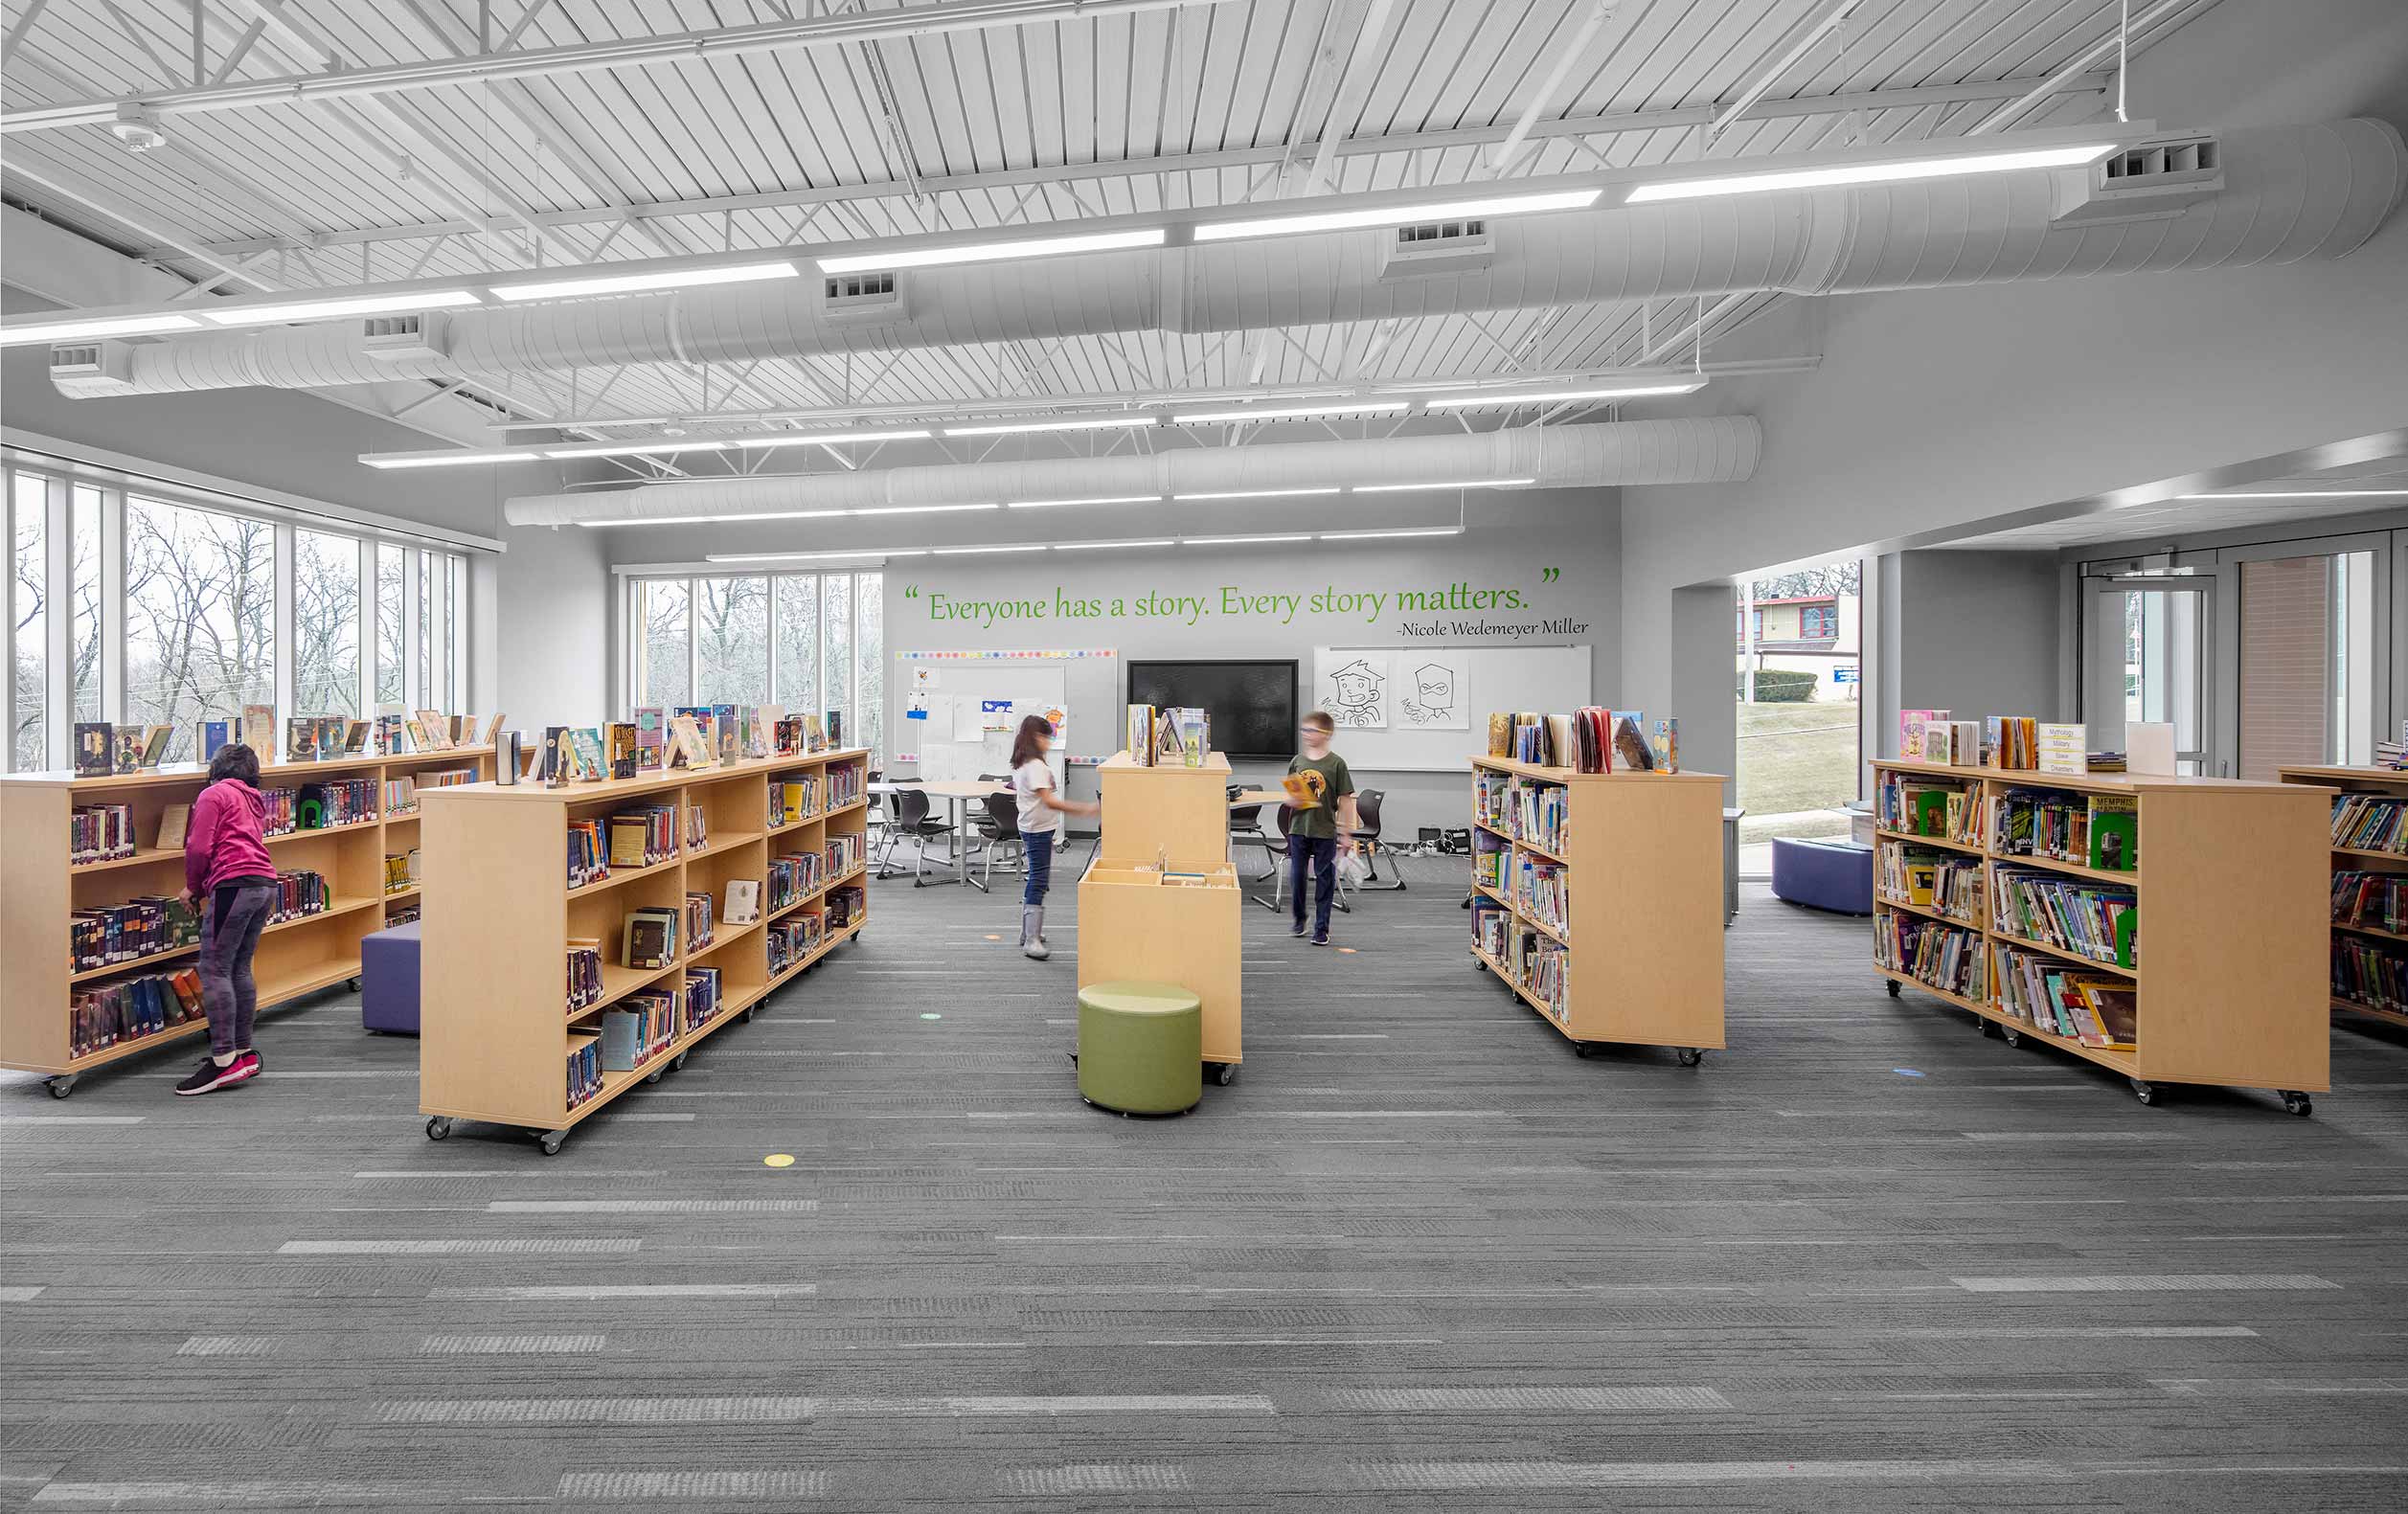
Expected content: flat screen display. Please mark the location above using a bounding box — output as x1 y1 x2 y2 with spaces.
1125 660 1299 759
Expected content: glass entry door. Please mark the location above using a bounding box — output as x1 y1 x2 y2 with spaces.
2083 576 2213 773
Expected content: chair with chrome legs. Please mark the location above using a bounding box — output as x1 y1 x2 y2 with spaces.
970 791 1025 884
1348 787 1406 891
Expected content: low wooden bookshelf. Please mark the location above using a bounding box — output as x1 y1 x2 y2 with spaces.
2277 763 2408 1032
417 747 870 1154
1466 756 1725 1064
1873 758 2328 1113
0 744 495 1096
1078 751 1241 1080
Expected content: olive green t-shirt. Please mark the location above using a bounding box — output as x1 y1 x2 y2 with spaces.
1285 752 1355 839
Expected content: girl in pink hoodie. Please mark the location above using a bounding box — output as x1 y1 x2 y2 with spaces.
178 742 278 1096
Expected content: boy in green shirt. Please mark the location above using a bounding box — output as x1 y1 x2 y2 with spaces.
1284 710 1357 946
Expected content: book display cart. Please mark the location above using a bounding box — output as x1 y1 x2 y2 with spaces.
0 745 496 1096
1078 751 1241 1083
2277 763 2408 1032
1465 756 1726 1063
1873 758 2328 1113
417 748 871 1154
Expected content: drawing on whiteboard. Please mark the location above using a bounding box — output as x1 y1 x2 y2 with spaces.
1397 656 1467 729
1324 655 1388 729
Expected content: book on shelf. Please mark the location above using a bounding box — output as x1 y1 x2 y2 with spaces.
1898 709 1948 761
1514 851 1569 939
1985 716 2039 771
200 719 232 763
1470 897 1509 960
1487 712 1511 758
71 802 139 864
70 965 205 1057
724 878 761 925
241 704 276 757
565 938 604 1017
447 714 470 745
600 989 676 1073
624 906 680 971
111 727 141 775
1609 710 1651 772
382 775 419 816
403 716 428 753
566 1032 602 1111
284 717 318 764
825 882 865 930
2333 934 2408 1015
666 713 712 770
686 803 708 852
2330 792 2408 853
342 720 370 756
568 727 607 781
683 891 716 951
633 708 665 769
70 894 201 971
158 799 191 856
1651 717 1679 774
311 716 343 759
825 711 842 748
1875 912 1986 999
1990 942 2134 1049
829 762 861 808
1124 705 1156 765
1988 788 2138 871
1518 927 1569 1024
1991 866 2137 969
417 711 452 750
607 723 637 780
2333 870 2408 935
136 725 173 769
806 712 827 752
682 965 723 1031
383 849 421 894
567 819 610 888
2087 796 2137 870
539 726 573 786
482 712 507 746
606 804 677 869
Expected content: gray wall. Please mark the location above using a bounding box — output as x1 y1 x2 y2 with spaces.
1876 550 2066 757
1618 0 2408 783
868 486 1621 839
495 524 615 732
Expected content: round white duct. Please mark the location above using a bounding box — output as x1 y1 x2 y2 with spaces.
503 417 1760 527
97 121 2405 397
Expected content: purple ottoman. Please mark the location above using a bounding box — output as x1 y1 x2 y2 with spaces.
361 922 422 1035
1769 837 1874 915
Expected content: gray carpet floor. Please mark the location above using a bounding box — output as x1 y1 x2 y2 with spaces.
5 858 2408 1511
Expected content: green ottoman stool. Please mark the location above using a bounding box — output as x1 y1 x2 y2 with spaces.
1077 981 1203 1116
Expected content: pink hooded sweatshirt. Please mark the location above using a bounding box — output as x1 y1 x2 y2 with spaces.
184 778 276 898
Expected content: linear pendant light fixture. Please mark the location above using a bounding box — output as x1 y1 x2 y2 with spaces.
1424 378 1707 408
1625 142 2116 202
942 415 1161 437
1004 495 1163 509
363 448 542 470
1170 401 1411 425
817 229 1165 275
203 289 483 327
703 526 1461 563
735 428 930 448
489 260 801 301
543 440 730 460
0 313 206 347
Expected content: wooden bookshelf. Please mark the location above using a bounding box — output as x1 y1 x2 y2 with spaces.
1078 750 1240 1080
2277 764 2408 1033
1466 756 1726 1063
0 744 495 1096
417 747 870 1154
1874 758 2328 1112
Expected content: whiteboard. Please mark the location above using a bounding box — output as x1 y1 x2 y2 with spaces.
890 652 1127 786
1311 644 1594 772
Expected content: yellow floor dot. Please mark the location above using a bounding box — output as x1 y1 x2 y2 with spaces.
1337 946 1358 954
762 1153 795 1168
984 934 1002 940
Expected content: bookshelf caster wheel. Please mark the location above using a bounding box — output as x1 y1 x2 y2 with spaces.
347 977 362 992
1977 1016 1999 1037
2128 1078 2157 1106
2000 1026 2023 1049
644 1069 664 1085
423 1117 451 1141
1573 1041 1598 1059
1211 1062 1238 1087
1676 1049 1704 1068
1885 979 1901 998
2282 1091 2314 1118
538 1131 567 1156
45 1075 76 1099
673 1051 690 1071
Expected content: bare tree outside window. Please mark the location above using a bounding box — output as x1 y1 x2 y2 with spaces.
124 497 275 762
295 531 361 717
11 474 43 770
71 486 102 723
696 576 769 705
774 575 817 716
821 573 852 737
638 579 691 707
856 572 883 762
375 544 406 706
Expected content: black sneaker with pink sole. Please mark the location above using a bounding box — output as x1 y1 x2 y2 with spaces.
174 1053 258 1096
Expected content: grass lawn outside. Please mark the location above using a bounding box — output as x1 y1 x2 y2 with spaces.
1737 700 1862 842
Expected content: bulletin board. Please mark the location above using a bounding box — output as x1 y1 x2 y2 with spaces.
891 648 1119 783
1310 644 1593 772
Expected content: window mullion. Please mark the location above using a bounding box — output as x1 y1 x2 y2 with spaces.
100 490 125 739
273 521 297 720
43 474 71 770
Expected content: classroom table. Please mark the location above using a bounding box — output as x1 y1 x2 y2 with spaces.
874 779 1010 891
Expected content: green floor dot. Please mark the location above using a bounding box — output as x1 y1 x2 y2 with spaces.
920 1013 943 1020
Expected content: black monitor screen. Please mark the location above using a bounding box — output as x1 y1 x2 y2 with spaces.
1125 660 1299 759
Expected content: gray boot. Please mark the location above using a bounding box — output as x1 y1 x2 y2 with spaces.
1021 905 1050 960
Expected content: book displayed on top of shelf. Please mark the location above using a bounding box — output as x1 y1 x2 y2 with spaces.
607 723 637 780
1899 710 1948 760
136 726 173 770
314 716 346 760
73 724 112 778
569 728 608 783
342 721 371 757
666 713 712 770
483 712 508 746
241 704 275 757
1652 718 1679 774
825 711 843 748
285 718 318 765
112 727 142 775
634 708 665 769
200 719 232 762
1609 710 1651 772
417 711 452 750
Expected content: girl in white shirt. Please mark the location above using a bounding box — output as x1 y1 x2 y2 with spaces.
1009 713 1099 960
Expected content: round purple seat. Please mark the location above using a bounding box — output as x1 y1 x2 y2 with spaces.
1769 838 1874 915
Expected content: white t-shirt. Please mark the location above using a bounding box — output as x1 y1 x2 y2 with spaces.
1012 757 1058 836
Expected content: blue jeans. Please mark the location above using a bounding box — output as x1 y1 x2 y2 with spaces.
1022 829 1056 907
1287 833 1337 937
200 882 275 1057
